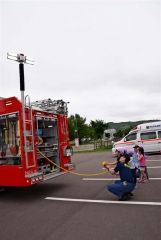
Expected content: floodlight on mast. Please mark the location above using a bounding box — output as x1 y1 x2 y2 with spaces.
7 52 35 158
7 52 34 65
7 52 34 93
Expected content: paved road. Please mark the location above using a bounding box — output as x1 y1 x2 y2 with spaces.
0 152 161 240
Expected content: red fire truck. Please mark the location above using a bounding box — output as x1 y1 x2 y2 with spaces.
0 96 74 187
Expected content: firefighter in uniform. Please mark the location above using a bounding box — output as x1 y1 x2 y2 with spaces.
103 153 135 201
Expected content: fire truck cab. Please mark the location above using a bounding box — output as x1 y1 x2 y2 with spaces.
0 96 74 187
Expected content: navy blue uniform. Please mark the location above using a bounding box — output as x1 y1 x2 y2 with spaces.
107 162 135 200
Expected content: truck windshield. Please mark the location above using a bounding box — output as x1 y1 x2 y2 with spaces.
125 133 137 141
0 113 21 165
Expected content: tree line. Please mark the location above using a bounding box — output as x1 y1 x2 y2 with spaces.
68 114 134 143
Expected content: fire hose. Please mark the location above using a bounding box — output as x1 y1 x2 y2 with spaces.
37 150 108 177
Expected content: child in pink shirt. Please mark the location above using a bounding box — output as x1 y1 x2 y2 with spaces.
137 147 148 183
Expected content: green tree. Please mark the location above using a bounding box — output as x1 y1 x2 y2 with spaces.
123 126 133 136
113 129 124 139
90 120 109 139
113 125 133 139
68 115 76 140
68 114 94 142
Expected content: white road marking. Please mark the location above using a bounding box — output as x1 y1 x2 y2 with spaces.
82 177 161 181
147 160 161 162
83 178 119 181
45 197 161 206
147 166 161 168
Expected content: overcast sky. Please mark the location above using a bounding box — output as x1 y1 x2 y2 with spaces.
0 0 160 123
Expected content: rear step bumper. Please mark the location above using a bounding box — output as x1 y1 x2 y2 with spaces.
44 171 66 181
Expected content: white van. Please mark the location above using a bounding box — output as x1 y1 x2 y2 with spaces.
112 121 161 154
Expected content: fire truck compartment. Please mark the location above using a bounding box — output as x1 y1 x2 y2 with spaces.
35 116 60 175
0 113 21 165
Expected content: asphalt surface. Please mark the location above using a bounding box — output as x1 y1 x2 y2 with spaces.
0 152 161 240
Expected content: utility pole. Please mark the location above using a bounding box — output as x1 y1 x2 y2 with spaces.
74 114 79 148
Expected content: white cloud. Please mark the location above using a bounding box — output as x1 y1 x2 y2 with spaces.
0 0 160 123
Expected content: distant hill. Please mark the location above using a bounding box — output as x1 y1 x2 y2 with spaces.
108 120 161 130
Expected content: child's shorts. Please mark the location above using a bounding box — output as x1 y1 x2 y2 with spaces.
139 166 146 172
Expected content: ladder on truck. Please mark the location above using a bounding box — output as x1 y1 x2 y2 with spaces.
23 95 36 168
31 99 68 114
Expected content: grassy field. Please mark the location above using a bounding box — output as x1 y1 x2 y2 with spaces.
73 145 112 154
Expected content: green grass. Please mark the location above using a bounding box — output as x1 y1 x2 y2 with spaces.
73 146 112 154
